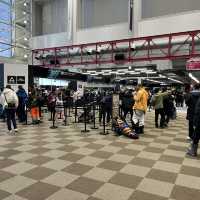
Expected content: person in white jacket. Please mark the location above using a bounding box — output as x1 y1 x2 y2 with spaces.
0 85 19 133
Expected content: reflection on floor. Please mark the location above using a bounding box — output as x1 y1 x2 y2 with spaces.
0 111 199 200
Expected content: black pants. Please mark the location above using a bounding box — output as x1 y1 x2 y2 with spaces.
189 120 194 139
155 108 165 127
193 126 200 145
99 107 111 124
17 104 26 122
5 108 17 131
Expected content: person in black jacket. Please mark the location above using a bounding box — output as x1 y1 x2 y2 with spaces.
187 96 200 157
121 90 134 122
185 84 200 140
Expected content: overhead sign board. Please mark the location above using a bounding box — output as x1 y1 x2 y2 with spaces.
186 58 200 71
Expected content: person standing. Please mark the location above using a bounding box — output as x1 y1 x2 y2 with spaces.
16 85 28 123
121 90 134 122
185 84 200 140
132 85 148 134
0 85 18 133
151 88 170 128
187 96 200 157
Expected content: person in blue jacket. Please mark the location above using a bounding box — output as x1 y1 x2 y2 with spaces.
16 85 28 123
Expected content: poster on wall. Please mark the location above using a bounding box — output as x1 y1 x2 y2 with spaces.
17 76 25 84
7 76 17 84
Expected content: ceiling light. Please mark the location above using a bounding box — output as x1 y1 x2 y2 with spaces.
24 54 28 58
24 20 27 24
23 11 26 15
24 37 28 41
159 74 166 78
146 71 157 74
189 73 200 83
102 70 112 72
128 66 132 70
24 2 27 6
130 43 136 50
146 78 164 84
168 77 183 84
135 68 147 71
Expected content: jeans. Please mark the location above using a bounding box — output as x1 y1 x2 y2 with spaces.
5 108 17 131
155 108 165 127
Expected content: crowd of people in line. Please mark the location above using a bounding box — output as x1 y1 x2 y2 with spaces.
0 83 199 157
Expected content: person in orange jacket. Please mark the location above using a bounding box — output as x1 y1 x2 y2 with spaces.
132 85 149 134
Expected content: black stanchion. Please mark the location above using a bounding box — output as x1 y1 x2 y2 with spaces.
63 106 69 126
50 109 58 129
25 106 28 125
73 104 78 123
91 103 98 129
100 109 109 135
81 106 90 133
68 106 72 117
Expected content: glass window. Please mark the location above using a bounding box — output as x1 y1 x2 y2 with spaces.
0 0 12 57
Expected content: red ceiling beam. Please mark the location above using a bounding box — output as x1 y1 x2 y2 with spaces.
32 30 200 68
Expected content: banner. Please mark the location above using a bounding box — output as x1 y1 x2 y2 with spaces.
186 58 200 70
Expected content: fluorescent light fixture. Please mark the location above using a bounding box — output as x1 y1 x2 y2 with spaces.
159 74 166 78
146 78 164 84
130 43 136 50
82 72 90 75
168 77 183 84
102 70 112 72
128 72 140 75
87 70 95 73
116 72 126 75
189 73 200 83
24 54 28 58
24 20 27 24
24 2 27 6
24 37 28 41
135 68 147 71
146 71 157 74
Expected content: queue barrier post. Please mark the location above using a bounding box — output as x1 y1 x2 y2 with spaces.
91 102 98 130
81 105 90 133
63 106 69 126
100 108 109 135
50 108 58 129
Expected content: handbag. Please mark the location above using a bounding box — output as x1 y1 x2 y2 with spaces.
4 94 15 109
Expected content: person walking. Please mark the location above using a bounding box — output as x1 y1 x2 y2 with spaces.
132 85 148 134
187 95 200 157
16 85 28 123
151 88 170 128
0 85 18 133
185 84 200 140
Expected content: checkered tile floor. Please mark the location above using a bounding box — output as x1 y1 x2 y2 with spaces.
0 111 200 200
